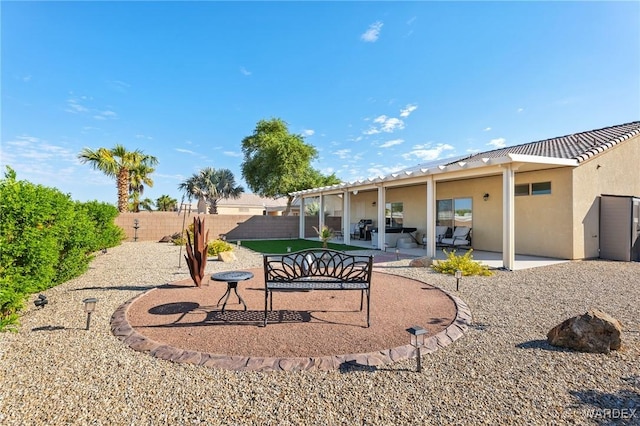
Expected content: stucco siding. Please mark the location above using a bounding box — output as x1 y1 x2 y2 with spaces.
572 134 640 259
513 168 574 258
436 176 503 252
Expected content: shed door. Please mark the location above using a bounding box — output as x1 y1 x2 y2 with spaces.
600 196 632 261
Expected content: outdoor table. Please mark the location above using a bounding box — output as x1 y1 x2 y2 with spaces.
211 270 253 313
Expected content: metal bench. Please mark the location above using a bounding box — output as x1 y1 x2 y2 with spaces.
263 249 374 327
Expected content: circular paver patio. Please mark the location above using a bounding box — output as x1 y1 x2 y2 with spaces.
111 269 471 371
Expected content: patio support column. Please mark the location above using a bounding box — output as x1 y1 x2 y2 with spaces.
426 177 436 258
502 164 516 270
343 190 351 245
377 185 385 250
299 197 305 239
319 194 325 231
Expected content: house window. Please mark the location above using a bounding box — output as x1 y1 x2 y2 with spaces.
515 184 530 196
531 181 551 195
385 202 403 227
437 198 472 229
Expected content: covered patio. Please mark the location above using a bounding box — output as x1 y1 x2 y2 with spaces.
331 237 569 271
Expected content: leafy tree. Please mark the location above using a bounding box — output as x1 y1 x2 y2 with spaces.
178 167 244 214
78 144 158 212
156 195 178 211
241 118 340 215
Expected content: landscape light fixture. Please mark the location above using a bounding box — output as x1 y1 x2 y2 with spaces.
406 325 427 372
82 297 98 330
133 219 140 242
483 193 490 202
34 294 48 309
395 248 400 260
455 270 463 291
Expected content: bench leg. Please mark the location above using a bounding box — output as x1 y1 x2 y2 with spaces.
360 290 364 311
366 288 370 328
264 290 269 326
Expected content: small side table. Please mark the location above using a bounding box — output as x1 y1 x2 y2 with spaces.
211 271 254 313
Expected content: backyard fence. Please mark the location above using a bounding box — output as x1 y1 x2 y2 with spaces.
114 212 343 242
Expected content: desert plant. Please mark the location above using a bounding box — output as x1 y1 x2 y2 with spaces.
207 239 234 257
313 225 334 248
431 249 493 276
184 217 208 287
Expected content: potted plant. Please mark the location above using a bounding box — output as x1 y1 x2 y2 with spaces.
313 225 334 248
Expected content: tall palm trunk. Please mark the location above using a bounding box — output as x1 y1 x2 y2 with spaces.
117 168 130 212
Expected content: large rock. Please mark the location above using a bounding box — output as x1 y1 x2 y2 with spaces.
547 309 623 353
409 257 434 267
218 251 237 263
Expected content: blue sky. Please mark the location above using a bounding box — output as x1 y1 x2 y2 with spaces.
2 1 639 205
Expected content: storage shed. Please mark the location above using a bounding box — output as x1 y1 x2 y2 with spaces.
599 194 640 261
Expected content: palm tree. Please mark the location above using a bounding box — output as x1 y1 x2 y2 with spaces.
129 163 156 212
138 198 155 212
178 167 244 214
78 144 158 212
208 168 244 214
156 195 178 211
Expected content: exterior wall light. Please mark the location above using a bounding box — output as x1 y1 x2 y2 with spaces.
483 193 490 201
406 325 427 372
83 298 98 330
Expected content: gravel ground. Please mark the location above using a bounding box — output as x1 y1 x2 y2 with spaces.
0 242 638 425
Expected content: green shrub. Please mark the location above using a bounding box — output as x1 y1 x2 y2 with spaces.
0 167 124 331
78 200 125 250
207 239 234 256
431 249 494 276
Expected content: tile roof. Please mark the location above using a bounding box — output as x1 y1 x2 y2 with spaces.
451 121 640 165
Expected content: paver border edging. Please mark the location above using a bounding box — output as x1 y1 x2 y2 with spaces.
110 281 472 372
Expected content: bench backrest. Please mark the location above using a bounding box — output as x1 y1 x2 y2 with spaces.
264 249 373 284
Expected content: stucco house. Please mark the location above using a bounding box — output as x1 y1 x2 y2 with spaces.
190 193 296 216
292 121 640 270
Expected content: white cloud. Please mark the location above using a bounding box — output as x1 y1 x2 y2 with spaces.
399 104 417 118
517 108 524 113
363 128 381 135
302 129 315 136
175 148 196 155
22 75 32 82
401 143 454 162
361 21 383 42
223 151 243 157
379 139 403 148
240 67 251 76
93 110 117 120
66 98 88 113
0 135 78 182
488 138 506 148
380 117 404 132
108 80 130 92
407 16 417 25
366 163 408 177
333 149 352 160
483 127 492 131
136 134 153 140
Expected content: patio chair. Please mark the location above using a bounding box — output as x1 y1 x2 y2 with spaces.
435 226 450 246
440 226 471 248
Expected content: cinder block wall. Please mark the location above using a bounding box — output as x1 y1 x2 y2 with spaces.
115 212 302 242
